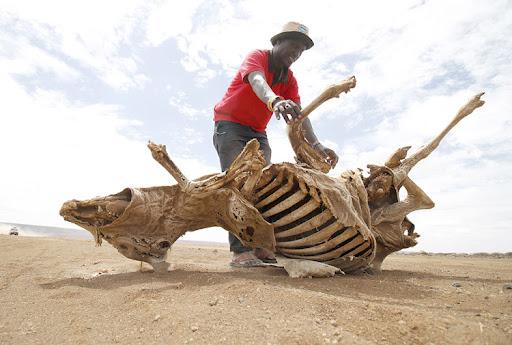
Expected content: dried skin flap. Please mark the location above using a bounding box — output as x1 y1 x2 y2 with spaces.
285 164 373 242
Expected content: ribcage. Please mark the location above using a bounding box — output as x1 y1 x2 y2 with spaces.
254 168 374 266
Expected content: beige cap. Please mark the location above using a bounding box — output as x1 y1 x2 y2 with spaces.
270 21 314 49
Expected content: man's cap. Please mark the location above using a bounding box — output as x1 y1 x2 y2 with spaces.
270 22 314 50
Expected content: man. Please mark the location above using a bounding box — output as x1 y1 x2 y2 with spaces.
213 22 338 267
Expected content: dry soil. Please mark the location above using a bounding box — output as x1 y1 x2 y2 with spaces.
0 235 511 345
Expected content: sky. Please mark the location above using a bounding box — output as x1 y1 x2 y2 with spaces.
0 0 511 252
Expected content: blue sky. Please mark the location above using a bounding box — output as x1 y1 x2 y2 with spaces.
1 0 511 252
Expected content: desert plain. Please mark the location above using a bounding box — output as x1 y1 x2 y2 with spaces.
0 235 511 345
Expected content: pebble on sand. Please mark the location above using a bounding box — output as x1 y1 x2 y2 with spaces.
209 298 219 306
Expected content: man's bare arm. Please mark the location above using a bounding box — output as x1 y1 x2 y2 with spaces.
247 71 277 105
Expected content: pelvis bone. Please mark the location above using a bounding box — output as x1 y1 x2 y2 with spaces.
60 76 485 275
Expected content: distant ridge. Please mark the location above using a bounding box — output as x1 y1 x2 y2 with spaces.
0 221 90 240
0 222 229 247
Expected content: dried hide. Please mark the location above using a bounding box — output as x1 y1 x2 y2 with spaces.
60 76 486 275
277 257 342 278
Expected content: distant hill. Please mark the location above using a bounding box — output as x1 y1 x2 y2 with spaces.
0 222 228 247
0 222 91 240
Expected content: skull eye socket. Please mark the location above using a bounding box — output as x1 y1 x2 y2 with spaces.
158 241 171 249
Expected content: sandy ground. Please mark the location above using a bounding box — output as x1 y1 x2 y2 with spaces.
0 235 511 345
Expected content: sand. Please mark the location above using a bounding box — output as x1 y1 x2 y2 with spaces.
0 235 511 345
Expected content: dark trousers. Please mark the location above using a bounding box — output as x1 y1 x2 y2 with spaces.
213 121 271 253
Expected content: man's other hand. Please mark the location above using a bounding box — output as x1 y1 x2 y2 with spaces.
273 99 302 123
314 142 339 168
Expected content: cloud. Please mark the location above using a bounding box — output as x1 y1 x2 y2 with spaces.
1 0 149 90
169 91 210 119
144 0 204 47
0 34 81 81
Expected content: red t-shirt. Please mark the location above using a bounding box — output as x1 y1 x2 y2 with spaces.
214 49 301 133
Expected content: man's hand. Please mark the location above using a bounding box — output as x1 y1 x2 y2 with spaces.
273 99 302 124
314 142 339 168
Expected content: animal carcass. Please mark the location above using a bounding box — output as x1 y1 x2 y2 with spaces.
60 76 485 274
